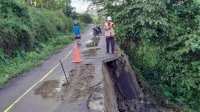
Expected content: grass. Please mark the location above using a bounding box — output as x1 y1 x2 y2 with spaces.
0 34 74 87
0 22 88 87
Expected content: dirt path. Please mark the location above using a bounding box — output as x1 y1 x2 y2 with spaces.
61 64 95 102
83 48 100 57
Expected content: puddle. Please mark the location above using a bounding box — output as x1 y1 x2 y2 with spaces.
83 48 100 57
34 80 60 99
60 64 95 102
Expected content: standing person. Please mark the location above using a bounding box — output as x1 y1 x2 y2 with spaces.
104 16 115 53
73 21 81 46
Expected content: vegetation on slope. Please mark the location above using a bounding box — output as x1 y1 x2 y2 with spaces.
89 0 200 111
0 0 75 87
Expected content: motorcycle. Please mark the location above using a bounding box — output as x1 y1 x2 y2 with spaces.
93 26 102 37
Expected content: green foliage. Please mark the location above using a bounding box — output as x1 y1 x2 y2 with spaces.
22 0 71 11
29 8 73 41
21 0 78 19
0 35 74 86
0 0 73 56
0 0 32 55
0 1 76 87
90 0 200 111
79 13 93 23
64 6 77 19
117 1 200 110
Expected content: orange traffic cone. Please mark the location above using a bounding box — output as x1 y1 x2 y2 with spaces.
73 45 82 63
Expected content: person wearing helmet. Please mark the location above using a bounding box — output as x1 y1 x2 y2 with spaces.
104 16 115 53
73 21 81 46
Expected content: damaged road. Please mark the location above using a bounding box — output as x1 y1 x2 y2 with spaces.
0 24 181 112
105 54 182 112
0 25 106 112
0 24 116 112
60 64 95 102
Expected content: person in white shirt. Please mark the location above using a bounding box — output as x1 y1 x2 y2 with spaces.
104 16 115 53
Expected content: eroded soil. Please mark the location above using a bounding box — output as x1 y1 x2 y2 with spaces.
60 64 95 102
83 48 100 57
34 80 59 99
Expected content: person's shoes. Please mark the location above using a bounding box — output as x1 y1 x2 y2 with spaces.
106 51 109 54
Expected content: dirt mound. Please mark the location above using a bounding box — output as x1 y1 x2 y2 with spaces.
60 64 95 102
83 48 100 57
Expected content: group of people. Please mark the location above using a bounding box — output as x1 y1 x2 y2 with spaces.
73 16 115 54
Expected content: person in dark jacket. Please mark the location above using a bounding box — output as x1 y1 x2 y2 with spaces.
93 25 102 36
73 21 81 46
97 25 102 35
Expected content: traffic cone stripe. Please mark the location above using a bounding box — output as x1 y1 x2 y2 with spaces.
73 45 82 63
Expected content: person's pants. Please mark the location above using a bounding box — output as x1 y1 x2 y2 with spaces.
106 37 115 53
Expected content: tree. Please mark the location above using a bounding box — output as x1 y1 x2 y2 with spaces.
23 0 72 12
89 0 200 111
79 13 93 23
63 3 78 19
22 0 78 18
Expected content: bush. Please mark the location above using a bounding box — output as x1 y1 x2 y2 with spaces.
29 8 73 48
0 0 32 56
0 1 75 87
79 13 93 23
89 0 200 110
0 34 74 87
112 0 200 110
0 0 73 56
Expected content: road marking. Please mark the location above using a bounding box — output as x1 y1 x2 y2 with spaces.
3 47 74 112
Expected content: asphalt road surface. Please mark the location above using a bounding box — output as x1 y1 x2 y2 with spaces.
0 25 95 112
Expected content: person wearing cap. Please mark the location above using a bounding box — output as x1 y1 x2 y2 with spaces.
104 16 115 53
73 21 81 46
